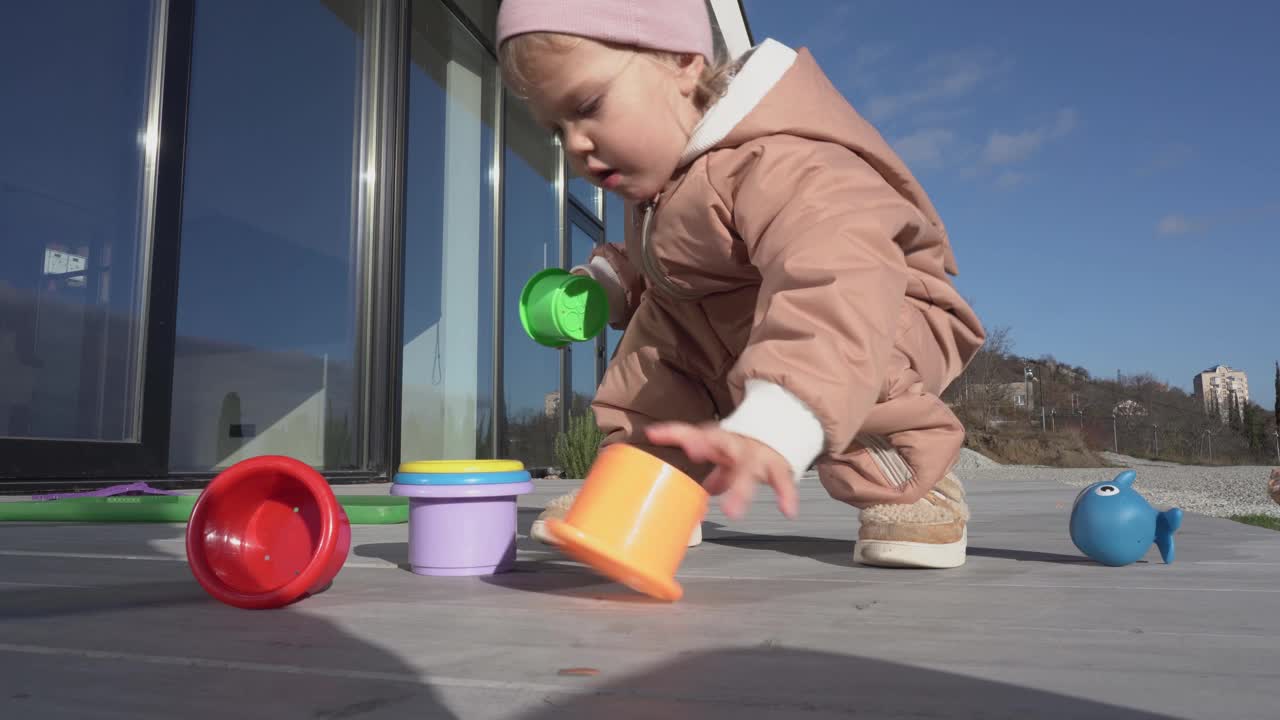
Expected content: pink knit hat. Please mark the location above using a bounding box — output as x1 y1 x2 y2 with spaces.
496 0 714 62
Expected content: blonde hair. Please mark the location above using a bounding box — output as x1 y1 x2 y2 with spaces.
499 32 736 112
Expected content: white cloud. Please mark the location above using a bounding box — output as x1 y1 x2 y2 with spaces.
1156 202 1280 235
891 128 955 168
1139 143 1196 175
984 131 1043 165
866 52 999 122
983 108 1078 165
910 106 977 128
846 43 893 91
1157 215 1196 235
803 5 860 56
995 171 1028 189
1051 108 1079 135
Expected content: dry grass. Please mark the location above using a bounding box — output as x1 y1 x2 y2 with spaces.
964 427 1108 468
1231 514 1280 532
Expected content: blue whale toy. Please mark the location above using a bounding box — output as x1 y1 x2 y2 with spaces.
1069 470 1183 566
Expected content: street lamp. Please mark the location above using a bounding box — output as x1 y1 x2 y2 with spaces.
1024 366 1036 421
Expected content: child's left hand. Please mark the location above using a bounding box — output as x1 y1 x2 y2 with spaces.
645 422 798 520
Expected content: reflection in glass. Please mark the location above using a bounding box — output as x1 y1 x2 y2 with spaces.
603 191 627 362
401 0 497 462
568 175 601 218
169 0 364 471
501 92 561 468
0 1 162 441
568 223 602 420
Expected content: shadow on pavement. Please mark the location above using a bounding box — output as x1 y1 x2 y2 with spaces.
0 523 459 719
514 646 1181 720
703 521 857 568
353 541 413 571
966 546 1100 564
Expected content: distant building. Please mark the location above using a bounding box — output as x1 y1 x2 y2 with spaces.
964 382 1033 409
1194 365 1249 420
544 392 561 419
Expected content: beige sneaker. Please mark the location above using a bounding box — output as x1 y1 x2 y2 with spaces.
853 473 968 568
529 489 703 547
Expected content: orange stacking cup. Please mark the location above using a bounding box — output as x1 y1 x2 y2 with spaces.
544 443 708 602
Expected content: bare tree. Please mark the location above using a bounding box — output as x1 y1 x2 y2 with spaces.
947 325 1016 428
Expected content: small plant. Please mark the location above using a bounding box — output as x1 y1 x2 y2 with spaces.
554 412 605 479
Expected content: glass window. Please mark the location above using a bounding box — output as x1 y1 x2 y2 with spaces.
168 0 366 471
603 192 628 361
401 0 497 463
501 92 561 468
568 175 601 218
705 0 732 63
567 222 602 420
446 0 497 45
0 1 162 442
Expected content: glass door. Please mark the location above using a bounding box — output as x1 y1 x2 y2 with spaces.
498 89 561 468
564 202 606 432
166 0 374 474
0 1 192 483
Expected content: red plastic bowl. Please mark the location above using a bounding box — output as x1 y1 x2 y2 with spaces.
186 455 351 610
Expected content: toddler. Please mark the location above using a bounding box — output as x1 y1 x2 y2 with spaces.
497 0 986 568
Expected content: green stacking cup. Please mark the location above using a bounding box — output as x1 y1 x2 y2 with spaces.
519 268 609 348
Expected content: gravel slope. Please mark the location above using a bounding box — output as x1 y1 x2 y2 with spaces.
952 448 1002 471
775 450 1274 520
956 451 1280 519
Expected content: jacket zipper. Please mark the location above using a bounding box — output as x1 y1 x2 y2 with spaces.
639 197 699 300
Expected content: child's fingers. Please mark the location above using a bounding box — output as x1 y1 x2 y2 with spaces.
645 423 733 467
702 466 730 496
644 423 708 463
770 470 799 519
642 422 686 445
719 469 757 520
643 422 687 442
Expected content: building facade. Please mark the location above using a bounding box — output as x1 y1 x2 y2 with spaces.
0 0 751 491
958 382 1033 410
1194 365 1250 420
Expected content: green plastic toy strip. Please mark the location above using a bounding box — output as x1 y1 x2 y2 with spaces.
335 495 410 524
0 494 408 525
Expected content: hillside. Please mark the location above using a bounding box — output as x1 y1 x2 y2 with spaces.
943 326 1279 467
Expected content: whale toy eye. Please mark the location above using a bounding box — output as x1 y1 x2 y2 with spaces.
1095 484 1119 496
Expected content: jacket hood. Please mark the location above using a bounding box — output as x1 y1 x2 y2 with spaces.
677 39 958 275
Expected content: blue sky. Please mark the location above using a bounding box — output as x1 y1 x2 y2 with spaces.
743 0 1279 411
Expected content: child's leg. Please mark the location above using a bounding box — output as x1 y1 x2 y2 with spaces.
816 313 971 568
818 434 969 569
531 307 717 547
816 387 965 507
589 343 720 483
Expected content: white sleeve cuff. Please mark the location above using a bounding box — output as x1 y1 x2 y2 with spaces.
570 256 626 325
719 379 825 480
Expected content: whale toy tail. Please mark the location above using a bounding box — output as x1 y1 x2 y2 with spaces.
1155 507 1183 564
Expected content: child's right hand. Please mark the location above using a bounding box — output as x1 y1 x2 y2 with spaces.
645 422 799 520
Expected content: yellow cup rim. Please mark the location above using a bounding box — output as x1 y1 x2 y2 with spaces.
398 459 525 474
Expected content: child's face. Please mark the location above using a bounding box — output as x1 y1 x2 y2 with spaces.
517 38 705 203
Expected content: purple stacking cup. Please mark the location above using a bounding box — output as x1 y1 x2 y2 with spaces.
391 461 533 576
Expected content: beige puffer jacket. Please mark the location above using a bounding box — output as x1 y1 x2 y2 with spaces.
576 40 985 501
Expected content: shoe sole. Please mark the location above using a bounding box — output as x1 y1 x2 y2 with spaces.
530 519 702 548
853 528 967 569
530 519 554 545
